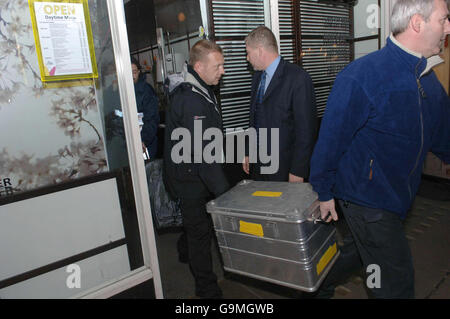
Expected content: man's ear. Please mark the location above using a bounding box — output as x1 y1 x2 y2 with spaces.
257 46 264 58
410 14 424 34
193 61 203 75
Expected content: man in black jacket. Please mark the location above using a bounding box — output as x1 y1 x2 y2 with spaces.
163 40 229 298
243 26 317 182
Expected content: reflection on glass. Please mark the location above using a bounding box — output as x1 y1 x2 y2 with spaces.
0 0 138 196
0 0 144 280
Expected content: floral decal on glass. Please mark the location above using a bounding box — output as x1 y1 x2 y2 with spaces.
0 0 109 195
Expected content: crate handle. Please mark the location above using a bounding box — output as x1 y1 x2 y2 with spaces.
226 217 237 232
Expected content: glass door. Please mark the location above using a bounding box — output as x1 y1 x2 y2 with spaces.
0 0 162 298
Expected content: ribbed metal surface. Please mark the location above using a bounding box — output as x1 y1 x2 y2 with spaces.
300 1 351 36
210 0 352 126
279 0 295 63
279 0 294 35
219 41 252 94
221 95 252 129
299 0 352 116
212 0 265 37
280 38 295 63
217 40 252 129
211 0 265 130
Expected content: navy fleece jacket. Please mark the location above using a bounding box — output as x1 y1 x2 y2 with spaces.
310 37 450 219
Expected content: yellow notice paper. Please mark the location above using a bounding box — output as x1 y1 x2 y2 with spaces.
29 0 98 82
239 221 264 237
317 243 337 275
252 191 282 198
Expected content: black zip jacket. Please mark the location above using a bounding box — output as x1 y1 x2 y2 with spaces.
163 67 230 199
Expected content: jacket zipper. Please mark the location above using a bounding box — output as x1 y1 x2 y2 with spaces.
369 159 374 180
408 75 425 200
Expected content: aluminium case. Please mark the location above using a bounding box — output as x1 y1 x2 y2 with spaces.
206 180 339 292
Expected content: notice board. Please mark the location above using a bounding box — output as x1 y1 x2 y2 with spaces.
29 0 98 82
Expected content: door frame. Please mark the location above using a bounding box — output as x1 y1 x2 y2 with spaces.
75 0 163 299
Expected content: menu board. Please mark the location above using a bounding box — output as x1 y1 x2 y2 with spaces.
29 0 98 82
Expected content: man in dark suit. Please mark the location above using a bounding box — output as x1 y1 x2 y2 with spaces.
243 26 317 182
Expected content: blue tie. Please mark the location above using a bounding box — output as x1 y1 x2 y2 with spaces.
257 71 266 104
254 71 266 130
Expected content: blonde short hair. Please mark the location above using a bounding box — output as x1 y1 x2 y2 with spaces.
189 40 223 66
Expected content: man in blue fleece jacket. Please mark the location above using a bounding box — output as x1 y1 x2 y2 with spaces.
310 0 450 298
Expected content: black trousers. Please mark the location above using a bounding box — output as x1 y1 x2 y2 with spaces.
316 200 414 299
177 197 222 298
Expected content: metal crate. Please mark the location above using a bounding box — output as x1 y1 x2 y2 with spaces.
207 180 339 292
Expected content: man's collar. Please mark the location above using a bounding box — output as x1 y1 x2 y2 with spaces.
389 34 444 77
389 34 422 58
264 55 281 78
187 65 210 91
184 66 217 105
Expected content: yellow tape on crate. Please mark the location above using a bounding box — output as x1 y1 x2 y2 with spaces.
252 191 283 198
316 243 337 275
239 221 264 237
